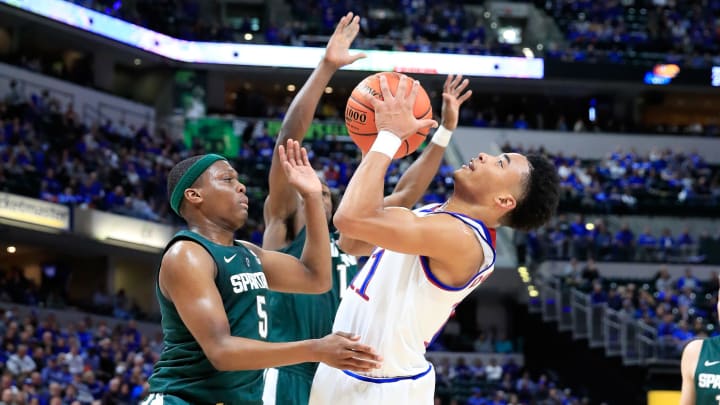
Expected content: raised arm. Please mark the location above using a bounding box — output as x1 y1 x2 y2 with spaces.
159 241 381 372
340 75 471 256
333 76 484 284
263 12 365 249
254 139 332 293
679 338 701 405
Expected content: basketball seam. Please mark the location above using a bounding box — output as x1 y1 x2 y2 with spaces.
349 95 376 112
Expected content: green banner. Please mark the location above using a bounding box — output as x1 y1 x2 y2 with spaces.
265 120 348 139
184 118 240 157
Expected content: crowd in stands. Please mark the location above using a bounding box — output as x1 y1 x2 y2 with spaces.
433 356 587 405
538 0 720 67
66 0 720 68
522 213 720 266
0 308 158 404
501 143 720 216
557 260 719 359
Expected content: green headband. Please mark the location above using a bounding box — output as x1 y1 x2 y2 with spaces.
170 154 227 216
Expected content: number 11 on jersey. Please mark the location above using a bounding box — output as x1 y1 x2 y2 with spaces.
349 249 385 301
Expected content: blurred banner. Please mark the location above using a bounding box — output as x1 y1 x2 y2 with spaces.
184 117 241 157
0 192 70 231
0 0 544 79
73 208 176 250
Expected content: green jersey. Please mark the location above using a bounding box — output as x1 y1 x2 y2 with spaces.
695 336 720 404
149 230 268 405
267 227 359 380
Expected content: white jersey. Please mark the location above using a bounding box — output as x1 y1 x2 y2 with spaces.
332 203 496 378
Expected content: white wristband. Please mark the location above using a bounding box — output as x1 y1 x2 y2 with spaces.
370 130 402 159
431 125 453 147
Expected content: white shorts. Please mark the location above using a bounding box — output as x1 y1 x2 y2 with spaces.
262 368 279 405
308 363 435 405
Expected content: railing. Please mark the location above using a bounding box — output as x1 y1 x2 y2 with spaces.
534 275 676 367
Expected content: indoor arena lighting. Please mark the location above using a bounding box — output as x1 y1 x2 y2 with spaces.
6 246 16 254
0 0 544 79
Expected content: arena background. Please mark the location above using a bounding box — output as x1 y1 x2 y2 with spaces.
1 0 719 403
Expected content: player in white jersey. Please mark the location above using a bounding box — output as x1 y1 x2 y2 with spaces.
308 75 560 404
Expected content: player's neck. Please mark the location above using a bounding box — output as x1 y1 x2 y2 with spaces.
442 198 499 228
188 219 237 246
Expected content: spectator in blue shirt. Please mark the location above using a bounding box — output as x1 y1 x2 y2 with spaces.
636 227 658 261
614 222 635 260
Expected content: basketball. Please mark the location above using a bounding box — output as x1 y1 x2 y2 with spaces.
345 72 433 159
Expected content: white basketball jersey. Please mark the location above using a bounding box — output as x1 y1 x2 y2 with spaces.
332 203 496 378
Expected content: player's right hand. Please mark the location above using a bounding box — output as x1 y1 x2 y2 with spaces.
313 331 383 372
371 75 438 141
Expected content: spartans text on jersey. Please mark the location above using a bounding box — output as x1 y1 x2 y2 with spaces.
699 373 720 389
231 272 269 293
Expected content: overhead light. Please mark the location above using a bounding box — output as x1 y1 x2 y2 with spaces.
6 246 16 254
585 223 595 231
324 86 333 94
522 48 534 58
244 33 253 41
286 84 296 92
133 58 142 66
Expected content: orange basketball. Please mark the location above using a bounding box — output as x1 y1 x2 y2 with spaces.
345 72 433 159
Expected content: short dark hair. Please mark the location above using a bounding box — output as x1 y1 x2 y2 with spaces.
166 155 206 211
502 154 559 231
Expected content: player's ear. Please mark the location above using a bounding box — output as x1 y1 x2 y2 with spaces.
184 187 203 205
494 193 516 210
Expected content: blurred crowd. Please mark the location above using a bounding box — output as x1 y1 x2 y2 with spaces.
67 0 720 68
0 309 158 405
539 0 720 67
501 143 720 216
433 356 587 405
557 261 720 359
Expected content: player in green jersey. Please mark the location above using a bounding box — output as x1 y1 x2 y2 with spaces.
261 12 472 405
145 143 381 405
681 279 720 405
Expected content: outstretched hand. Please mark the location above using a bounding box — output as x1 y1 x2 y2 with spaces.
314 331 383 372
440 74 472 131
371 75 438 140
323 12 366 69
278 139 322 198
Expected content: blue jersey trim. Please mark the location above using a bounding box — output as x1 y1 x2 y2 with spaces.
342 364 433 384
419 212 496 292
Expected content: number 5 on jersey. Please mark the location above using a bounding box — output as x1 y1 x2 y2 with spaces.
256 296 267 338
349 249 385 301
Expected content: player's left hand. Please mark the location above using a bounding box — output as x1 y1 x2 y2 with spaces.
279 139 322 198
440 74 472 131
323 12 367 70
371 75 438 141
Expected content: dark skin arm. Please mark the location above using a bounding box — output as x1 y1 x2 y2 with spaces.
263 12 365 250
158 240 382 371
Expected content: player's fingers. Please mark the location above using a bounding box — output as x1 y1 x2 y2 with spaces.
443 74 452 92
334 331 360 340
348 348 383 363
335 12 352 32
300 147 311 167
343 357 382 371
285 140 298 166
378 75 393 101
347 342 379 356
453 74 464 89
419 118 439 129
396 75 412 99
455 78 469 94
281 161 294 175
350 52 367 62
458 90 473 104
405 80 420 105
278 145 287 163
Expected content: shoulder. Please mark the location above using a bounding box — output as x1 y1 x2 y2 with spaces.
161 240 215 278
681 338 704 377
